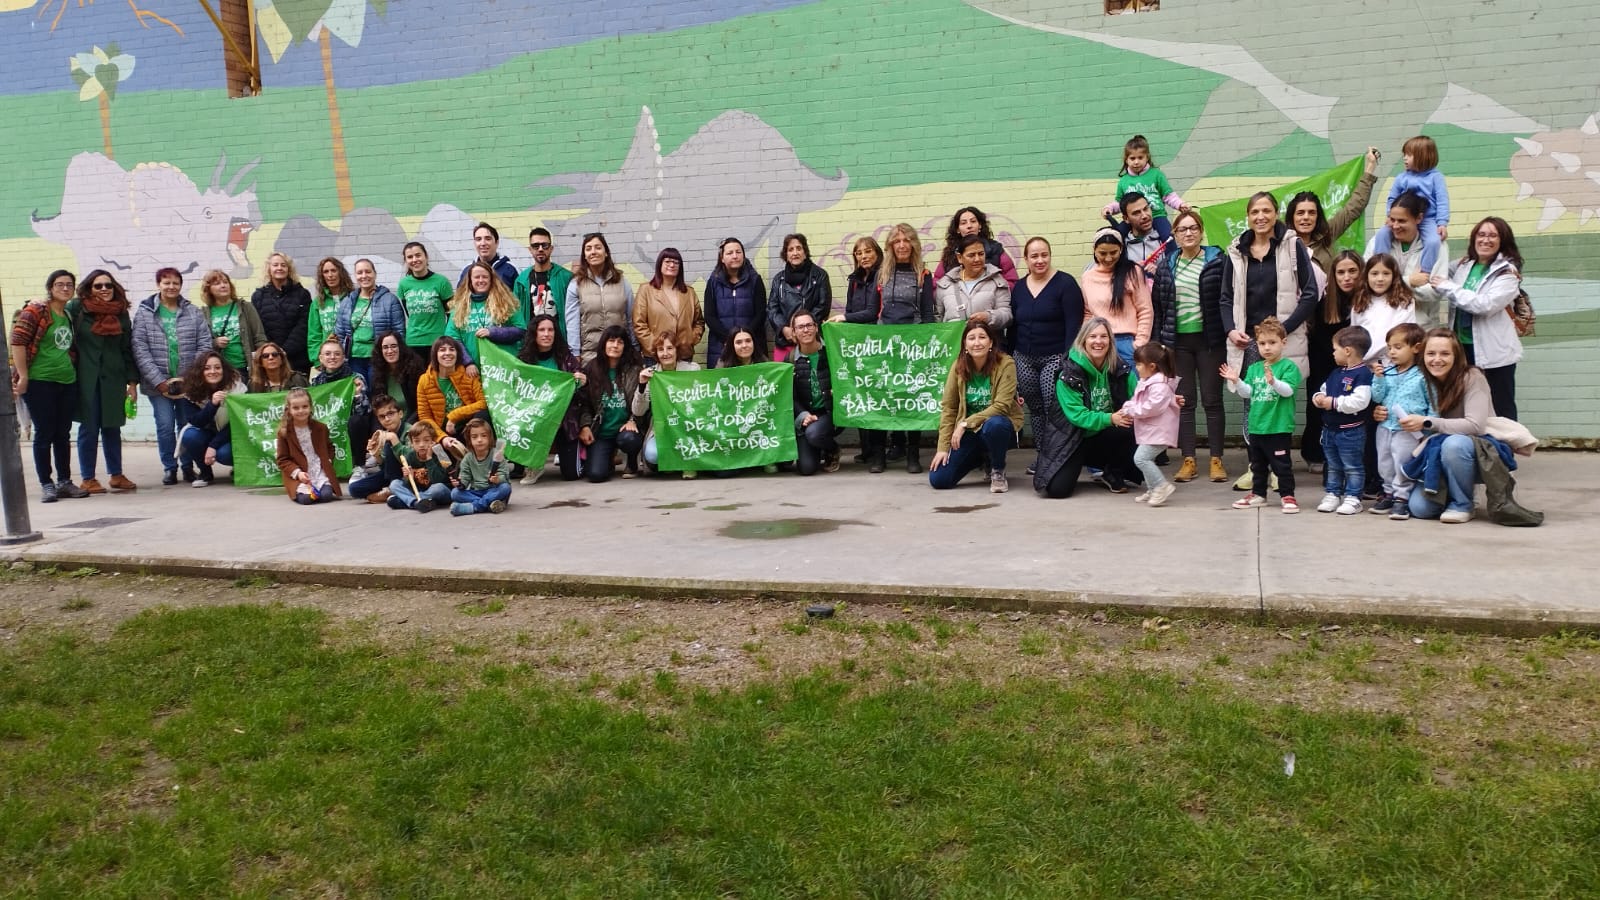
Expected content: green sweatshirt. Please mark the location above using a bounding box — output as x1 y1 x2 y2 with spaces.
1057 347 1136 434
457 449 502 491
1115 167 1177 218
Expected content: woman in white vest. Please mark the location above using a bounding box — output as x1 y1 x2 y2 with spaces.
1219 191 1320 385
563 232 635 365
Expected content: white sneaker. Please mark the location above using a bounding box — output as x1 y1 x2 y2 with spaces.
519 467 544 486
191 478 210 488
1440 508 1473 524
1316 493 1340 513
1134 491 1150 503
1147 482 1176 507
1336 496 1363 516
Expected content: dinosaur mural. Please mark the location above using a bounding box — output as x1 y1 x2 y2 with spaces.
272 202 533 290
532 107 849 278
31 151 260 293
964 0 1598 188
1512 116 1600 231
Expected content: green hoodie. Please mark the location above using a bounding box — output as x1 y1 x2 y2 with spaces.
1057 346 1137 434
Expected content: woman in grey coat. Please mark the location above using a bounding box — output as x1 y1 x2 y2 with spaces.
132 267 214 484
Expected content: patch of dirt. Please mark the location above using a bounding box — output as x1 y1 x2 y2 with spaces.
4 568 1600 765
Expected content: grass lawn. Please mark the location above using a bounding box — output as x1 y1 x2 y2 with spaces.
3 602 1598 897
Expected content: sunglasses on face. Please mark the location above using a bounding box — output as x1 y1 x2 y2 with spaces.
260 351 282 359
92 282 114 290
529 242 551 249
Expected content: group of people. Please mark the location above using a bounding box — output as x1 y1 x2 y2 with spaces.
9 134 1531 523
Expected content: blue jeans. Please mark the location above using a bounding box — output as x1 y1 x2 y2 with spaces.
147 393 190 472
178 426 233 471
388 478 450 509
1114 334 1136 369
451 482 511 512
76 380 124 479
1321 426 1365 497
1408 434 1479 518
586 430 643 482
1133 443 1167 490
929 417 1015 489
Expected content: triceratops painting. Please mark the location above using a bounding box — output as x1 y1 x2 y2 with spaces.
32 151 260 293
532 107 848 277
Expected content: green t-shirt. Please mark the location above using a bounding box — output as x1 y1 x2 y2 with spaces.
795 351 823 408
1114 167 1175 218
533 356 560 371
308 296 341 363
209 303 246 371
157 305 181 378
1173 254 1205 334
348 297 375 359
1457 263 1489 346
387 375 408 420
598 371 628 437
439 373 462 412
398 272 453 349
965 373 992 410
29 308 77 384
1243 358 1302 435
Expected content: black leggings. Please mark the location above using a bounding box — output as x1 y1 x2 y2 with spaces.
1042 426 1140 498
22 379 74 485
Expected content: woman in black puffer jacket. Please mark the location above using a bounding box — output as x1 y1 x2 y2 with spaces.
252 252 313 373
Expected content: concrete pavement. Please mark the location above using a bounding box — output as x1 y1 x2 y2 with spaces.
3 443 1597 632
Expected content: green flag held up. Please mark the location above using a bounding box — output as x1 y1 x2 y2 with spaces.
648 363 795 472
477 342 578 468
226 379 356 487
821 321 963 430
1197 154 1368 252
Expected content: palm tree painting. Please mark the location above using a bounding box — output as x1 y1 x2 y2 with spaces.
255 0 387 216
70 44 136 159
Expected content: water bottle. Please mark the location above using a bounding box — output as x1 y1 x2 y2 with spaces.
124 396 137 420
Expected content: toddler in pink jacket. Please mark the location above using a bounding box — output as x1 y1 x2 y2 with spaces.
1121 342 1181 507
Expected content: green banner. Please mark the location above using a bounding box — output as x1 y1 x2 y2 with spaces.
648 363 796 471
477 341 578 468
226 379 356 487
821 321 963 430
1197 154 1368 252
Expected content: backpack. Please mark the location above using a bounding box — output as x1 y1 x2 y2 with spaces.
1510 287 1535 337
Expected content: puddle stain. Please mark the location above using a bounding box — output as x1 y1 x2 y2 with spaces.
719 518 867 540
649 501 696 509
933 504 999 514
702 502 751 511
540 499 590 509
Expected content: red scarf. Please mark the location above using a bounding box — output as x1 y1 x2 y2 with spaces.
81 294 128 337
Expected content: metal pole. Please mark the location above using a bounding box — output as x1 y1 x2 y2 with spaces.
0 286 41 545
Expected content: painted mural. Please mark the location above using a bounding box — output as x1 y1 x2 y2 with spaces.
2 0 1597 438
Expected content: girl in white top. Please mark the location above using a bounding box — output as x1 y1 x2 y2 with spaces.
1350 253 1417 367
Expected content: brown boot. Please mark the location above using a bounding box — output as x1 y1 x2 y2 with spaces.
80 477 107 494
108 474 137 492
1209 457 1228 483
1173 457 1198 483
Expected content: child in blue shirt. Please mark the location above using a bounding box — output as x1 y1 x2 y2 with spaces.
1312 326 1374 515
1372 135 1449 272
1370 322 1430 520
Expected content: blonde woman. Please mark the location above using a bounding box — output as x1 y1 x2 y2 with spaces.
197 269 266 374
867 223 936 473
446 260 526 375
251 251 312 373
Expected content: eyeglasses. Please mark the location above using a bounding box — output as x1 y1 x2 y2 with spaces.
1174 226 1201 234
795 322 817 330
92 282 114 290
529 242 551 249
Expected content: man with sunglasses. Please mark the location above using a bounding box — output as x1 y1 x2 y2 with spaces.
513 227 572 327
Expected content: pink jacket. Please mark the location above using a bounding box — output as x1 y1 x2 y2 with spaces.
1121 372 1180 448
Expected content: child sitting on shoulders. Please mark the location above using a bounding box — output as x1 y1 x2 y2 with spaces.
451 418 511 516
1221 317 1302 514
275 387 342 505
1370 322 1430 520
1312 326 1374 515
387 420 458 513
1121 341 1181 508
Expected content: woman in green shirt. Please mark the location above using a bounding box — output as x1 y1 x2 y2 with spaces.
369 331 424 422
307 257 352 371
928 318 1022 493
197 269 266 374
9 270 90 501
577 324 643 482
